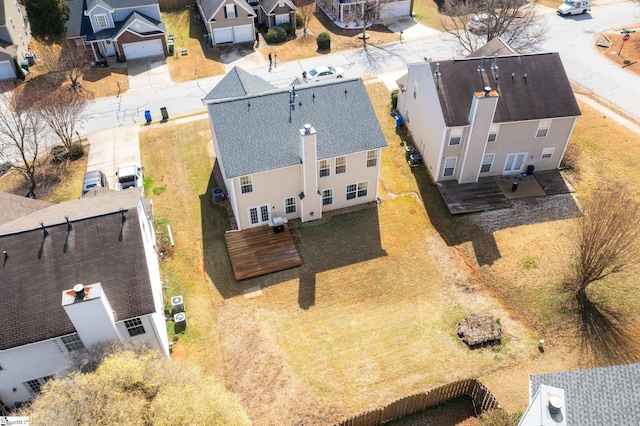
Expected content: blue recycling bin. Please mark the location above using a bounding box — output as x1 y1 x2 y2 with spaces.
395 114 403 128
144 110 152 123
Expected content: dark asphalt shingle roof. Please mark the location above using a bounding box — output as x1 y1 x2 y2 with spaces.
431 52 581 127
530 363 640 425
204 74 387 179
203 66 275 101
198 0 225 20
0 188 157 351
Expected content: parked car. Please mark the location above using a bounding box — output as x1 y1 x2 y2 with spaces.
115 162 144 193
469 13 503 33
304 66 344 82
82 170 109 196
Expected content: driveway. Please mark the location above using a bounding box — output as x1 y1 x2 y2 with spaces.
86 126 141 189
127 56 173 92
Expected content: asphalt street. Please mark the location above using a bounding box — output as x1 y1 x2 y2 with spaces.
79 0 640 136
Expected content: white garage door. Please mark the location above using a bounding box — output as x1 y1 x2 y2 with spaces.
233 24 254 43
213 27 233 45
0 60 16 80
122 39 163 60
380 0 411 19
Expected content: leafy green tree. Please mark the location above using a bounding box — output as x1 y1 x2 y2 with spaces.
24 0 70 39
22 350 251 426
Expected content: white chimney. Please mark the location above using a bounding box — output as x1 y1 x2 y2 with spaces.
299 124 322 222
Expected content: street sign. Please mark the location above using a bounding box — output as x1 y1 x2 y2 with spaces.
623 34 631 41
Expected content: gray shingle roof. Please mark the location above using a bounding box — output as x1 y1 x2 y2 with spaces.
466 37 518 58
198 0 225 20
86 0 158 10
0 188 157 351
530 363 640 425
431 52 581 127
64 0 86 38
0 192 52 226
203 66 276 101
204 74 387 178
114 10 166 37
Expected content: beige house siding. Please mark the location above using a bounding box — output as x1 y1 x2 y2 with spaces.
3 0 31 60
208 0 254 33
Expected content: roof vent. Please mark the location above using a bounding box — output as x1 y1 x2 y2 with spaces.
549 396 563 414
73 284 85 302
304 124 312 134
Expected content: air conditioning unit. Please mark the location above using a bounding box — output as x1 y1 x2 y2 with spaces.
174 312 187 327
171 295 185 313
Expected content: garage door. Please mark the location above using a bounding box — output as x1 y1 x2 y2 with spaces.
122 39 164 60
233 24 254 43
0 60 16 80
213 27 233 45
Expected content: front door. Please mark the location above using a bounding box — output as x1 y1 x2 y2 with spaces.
248 204 270 227
504 153 527 174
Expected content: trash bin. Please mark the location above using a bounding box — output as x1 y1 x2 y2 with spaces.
25 51 36 66
20 60 28 72
160 107 168 120
212 188 224 203
144 110 152 123
167 39 174 55
395 114 403 128
526 165 535 175
511 181 519 192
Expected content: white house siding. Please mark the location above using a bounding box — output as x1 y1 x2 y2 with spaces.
0 339 72 406
3 0 31 61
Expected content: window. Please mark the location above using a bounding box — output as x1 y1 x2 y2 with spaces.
319 159 330 177
335 156 346 174
285 197 296 214
95 14 109 29
346 182 367 200
487 124 499 142
9 17 14 29
357 181 368 197
366 150 377 167
240 175 253 193
443 157 457 177
225 4 237 18
61 333 85 352
346 184 357 200
322 189 333 205
480 154 494 173
249 205 270 226
449 128 463 146
541 147 555 159
25 376 52 394
124 317 146 337
275 14 289 25
536 119 551 138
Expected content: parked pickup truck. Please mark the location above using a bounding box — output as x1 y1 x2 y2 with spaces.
115 162 144 193
558 0 591 15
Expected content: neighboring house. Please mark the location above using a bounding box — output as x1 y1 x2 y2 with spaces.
396 50 581 184
202 66 387 231
197 0 256 46
0 189 169 408
65 0 168 62
317 0 411 28
257 0 296 28
519 363 640 425
0 0 31 80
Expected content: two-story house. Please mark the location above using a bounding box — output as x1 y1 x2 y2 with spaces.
202 66 387 231
317 0 411 28
0 189 170 408
0 0 31 80
65 0 168 62
197 0 256 46
396 52 581 185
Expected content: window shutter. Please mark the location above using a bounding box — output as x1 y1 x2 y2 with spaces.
224 7 227 18
234 5 237 17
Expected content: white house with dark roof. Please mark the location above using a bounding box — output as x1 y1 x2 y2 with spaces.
64 0 168 62
203 66 387 231
396 52 581 185
0 0 31 80
0 189 169 408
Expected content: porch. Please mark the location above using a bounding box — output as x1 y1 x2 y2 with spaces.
224 225 303 281
436 170 574 215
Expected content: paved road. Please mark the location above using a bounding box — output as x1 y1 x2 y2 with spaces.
80 0 640 137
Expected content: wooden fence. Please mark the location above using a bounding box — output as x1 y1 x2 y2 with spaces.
337 378 500 426
159 0 192 10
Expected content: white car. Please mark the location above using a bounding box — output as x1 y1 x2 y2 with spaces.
304 66 344 82
469 13 502 33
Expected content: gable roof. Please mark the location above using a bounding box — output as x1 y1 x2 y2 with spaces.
113 10 166 38
260 0 297 15
85 0 158 12
530 363 640 425
0 188 157 351
0 192 52 226
466 37 518 58
203 72 387 179
429 52 581 127
198 0 254 21
203 66 276 101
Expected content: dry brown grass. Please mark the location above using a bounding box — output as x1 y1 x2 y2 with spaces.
598 27 640 82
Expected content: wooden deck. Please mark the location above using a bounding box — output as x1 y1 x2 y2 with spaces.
436 178 511 214
224 225 302 281
534 170 575 195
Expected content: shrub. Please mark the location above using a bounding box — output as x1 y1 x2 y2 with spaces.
279 23 293 35
391 88 399 110
317 32 331 50
295 11 304 27
265 26 287 43
70 142 84 160
51 145 67 164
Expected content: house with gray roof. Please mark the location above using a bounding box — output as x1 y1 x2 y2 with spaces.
519 363 640 425
65 0 167 62
203 67 387 231
0 188 169 408
0 0 31 80
396 52 581 185
196 0 257 46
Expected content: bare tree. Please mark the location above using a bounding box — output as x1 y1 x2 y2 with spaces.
441 0 546 55
39 41 94 88
343 0 393 46
567 188 640 301
297 0 315 37
0 83 51 198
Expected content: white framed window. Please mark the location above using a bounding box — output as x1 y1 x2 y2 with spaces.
357 181 368 197
16 1 21 14
335 156 346 174
443 157 457 177
95 14 109 29
249 205 270 226
366 150 377 167
449 128 463 146
487 123 499 142
319 159 330 177
504 153 527 173
240 175 253 194
25 376 53 395
480 154 494 173
285 197 296 214
124 317 146 337
61 333 85 352
275 14 289 25
225 4 237 18
322 189 333 205
536 119 551 138
541 147 555 159
346 182 367 200
9 17 14 29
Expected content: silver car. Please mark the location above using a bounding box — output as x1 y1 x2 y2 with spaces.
82 170 109 196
